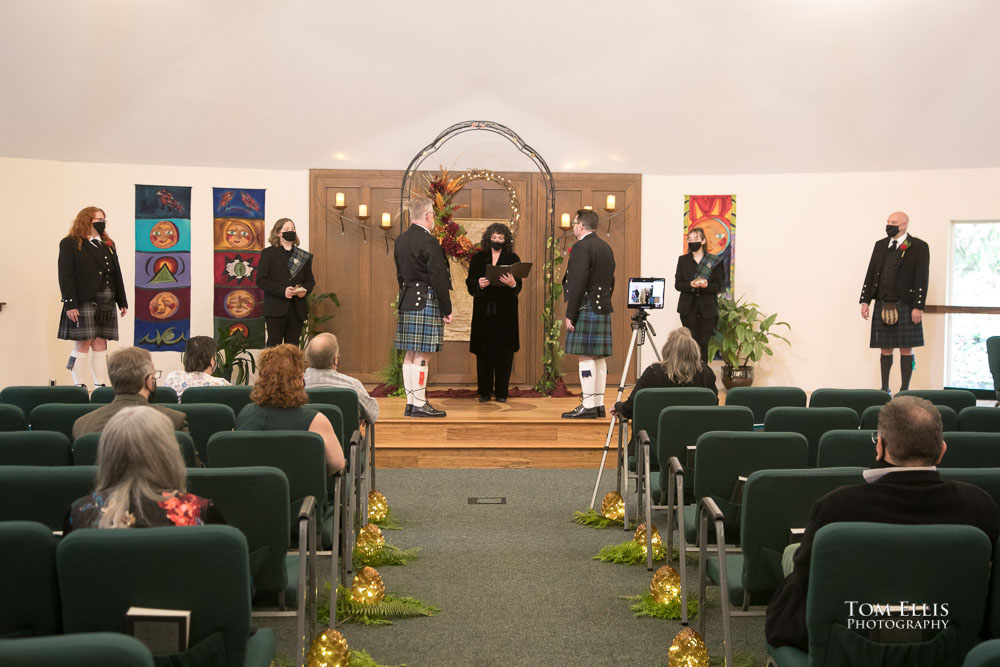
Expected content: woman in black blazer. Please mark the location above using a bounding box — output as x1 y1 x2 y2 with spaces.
256 218 315 347
465 223 521 402
57 206 128 388
674 227 724 362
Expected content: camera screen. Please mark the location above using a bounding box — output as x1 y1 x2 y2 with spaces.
627 278 665 309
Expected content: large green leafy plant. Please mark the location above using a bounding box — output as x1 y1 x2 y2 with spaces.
708 296 790 369
299 290 340 349
534 236 565 395
214 323 257 385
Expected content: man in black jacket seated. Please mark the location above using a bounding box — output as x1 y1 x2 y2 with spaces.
764 395 999 650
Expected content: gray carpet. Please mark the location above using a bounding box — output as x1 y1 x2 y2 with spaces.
265 468 768 666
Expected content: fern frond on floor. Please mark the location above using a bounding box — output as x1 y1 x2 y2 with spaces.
351 647 405 667
371 507 403 530
353 543 421 568
572 508 622 528
594 539 666 565
619 592 699 620
318 584 439 626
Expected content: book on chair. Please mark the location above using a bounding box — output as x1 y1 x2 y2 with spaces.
126 606 190 654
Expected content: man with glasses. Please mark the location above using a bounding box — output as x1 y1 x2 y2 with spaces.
73 346 190 441
561 209 616 418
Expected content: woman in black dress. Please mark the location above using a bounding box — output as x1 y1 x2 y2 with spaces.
465 223 521 402
57 206 128 389
674 227 724 362
257 218 315 347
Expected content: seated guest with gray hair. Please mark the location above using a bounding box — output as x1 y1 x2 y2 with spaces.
64 406 223 533
304 332 379 425
164 335 230 398
72 346 189 440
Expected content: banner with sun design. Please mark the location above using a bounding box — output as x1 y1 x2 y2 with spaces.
213 188 266 348
684 195 736 300
134 184 191 352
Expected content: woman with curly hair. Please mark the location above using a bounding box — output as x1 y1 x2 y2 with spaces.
465 222 522 402
64 406 223 532
57 206 129 389
236 344 344 473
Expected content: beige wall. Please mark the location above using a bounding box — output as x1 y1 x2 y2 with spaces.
641 168 1000 393
0 157 307 386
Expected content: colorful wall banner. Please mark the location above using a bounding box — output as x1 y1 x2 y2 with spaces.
684 195 736 300
135 185 191 352
213 188 266 348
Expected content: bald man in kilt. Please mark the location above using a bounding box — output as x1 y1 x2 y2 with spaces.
562 209 616 418
860 211 929 393
394 196 453 417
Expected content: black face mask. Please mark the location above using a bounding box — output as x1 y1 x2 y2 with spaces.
489 240 504 250
688 242 703 253
281 231 296 242
885 225 900 238
92 221 106 235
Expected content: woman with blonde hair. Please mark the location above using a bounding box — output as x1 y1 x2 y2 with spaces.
611 327 718 420
236 344 345 473
64 406 222 532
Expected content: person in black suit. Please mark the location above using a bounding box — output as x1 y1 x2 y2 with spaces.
257 218 315 347
674 226 725 362
394 196 453 417
465 223 521 402
561 209 616 419
765 395 999 650
57 206 128 389
859 211 929 393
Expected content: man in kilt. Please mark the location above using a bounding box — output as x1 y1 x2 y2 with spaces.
562 209 616 419
394 196 453 417
860 211 929 393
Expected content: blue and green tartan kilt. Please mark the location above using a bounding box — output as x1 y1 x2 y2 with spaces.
395 291 444 353
870 301 924 349
566 303 613 357
57 285 119 341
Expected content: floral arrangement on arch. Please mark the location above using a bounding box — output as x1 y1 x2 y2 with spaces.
426 169 479 265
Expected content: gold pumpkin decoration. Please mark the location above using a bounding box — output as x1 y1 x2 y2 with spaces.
356 523 386 557
650 565 682 604
667 627 710 667
633 522 664 558
600 491 625 521
350 566 386 605
367 490 389 522
307 628 350 667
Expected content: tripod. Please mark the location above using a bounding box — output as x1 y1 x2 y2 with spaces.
588 309 661 514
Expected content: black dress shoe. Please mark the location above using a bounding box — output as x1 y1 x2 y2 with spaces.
597 406 606 418
411 403 447 418
562 404 599 419
495 396 507 403
478 395 490 402
404 404 412 416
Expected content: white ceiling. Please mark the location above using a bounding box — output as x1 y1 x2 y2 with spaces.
2 0 998 175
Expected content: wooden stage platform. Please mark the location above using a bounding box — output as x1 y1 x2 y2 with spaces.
373 391 618 469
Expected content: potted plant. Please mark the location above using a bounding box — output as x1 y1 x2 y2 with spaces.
214 324 257 386
298 290 340 349
707 295 790 389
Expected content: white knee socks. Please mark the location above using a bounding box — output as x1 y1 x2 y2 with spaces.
593 358 607 409
68 350 88 386
91 350 109 387
402 362 428 408
578 359 598 408
402 363 415 406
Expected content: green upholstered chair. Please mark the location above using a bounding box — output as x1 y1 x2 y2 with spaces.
860 404 881 430
0 466 96 530
938 432 1000 468
938 405 960 432
170 403 236 466
0 386 89 418
988 336 1000 407
897 389 977 413
73 431 197 467
768 523 992 667
28 403 101 440
807 388 890 419
699 468 866 666
181 385 254 415
0 521 60 638
90 385 178 404
724 386 806 425
964 639 1000 667
57 525 276 667
861 403 960 431
0 403 27 431
0 431 72 466
815 429 877 468
0 633 153 667
958 406 1000 433
307 387 369 534
763 407 860 467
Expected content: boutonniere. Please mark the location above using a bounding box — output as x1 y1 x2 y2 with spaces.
899 240 911 258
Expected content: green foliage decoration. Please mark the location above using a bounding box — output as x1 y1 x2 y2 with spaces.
353 543 421 568
572 508 626 529
371 506 402 530
708 295 791 369
378 299 405 398
213 323 257 385
317 584 439 626
594 539 667 565
535 236 565 395
620 591 699 620
299 290 340 349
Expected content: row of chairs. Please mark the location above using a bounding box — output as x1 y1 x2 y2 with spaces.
0 384 256 417
726 386 981 422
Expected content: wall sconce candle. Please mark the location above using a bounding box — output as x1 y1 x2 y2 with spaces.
334 192 346 209
560 213 571 229
358 204 369 219
605 195 616 211
381 212 391 229
583 205 593 211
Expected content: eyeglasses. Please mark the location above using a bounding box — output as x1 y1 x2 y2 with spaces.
870 432 878 445
148 370 162 380
92 218 107 223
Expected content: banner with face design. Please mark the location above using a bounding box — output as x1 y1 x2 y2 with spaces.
213 188 266 348
135 185 191 352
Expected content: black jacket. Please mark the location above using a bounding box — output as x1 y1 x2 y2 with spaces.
674 253 724 318
58 236 128 310
859 235 929 309
257 245 315 320
394 225 452 316
562 233 615 323
616 362 718 420
465 248 522 354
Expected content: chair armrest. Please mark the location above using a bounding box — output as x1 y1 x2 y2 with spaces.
298 495 317 521
637 429 650 449
788 527 805 545
667 455 684 475
685 445 696 468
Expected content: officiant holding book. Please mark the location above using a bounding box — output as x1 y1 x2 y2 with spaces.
466 223 522 402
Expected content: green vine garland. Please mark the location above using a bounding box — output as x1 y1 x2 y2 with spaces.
535 235 565 394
